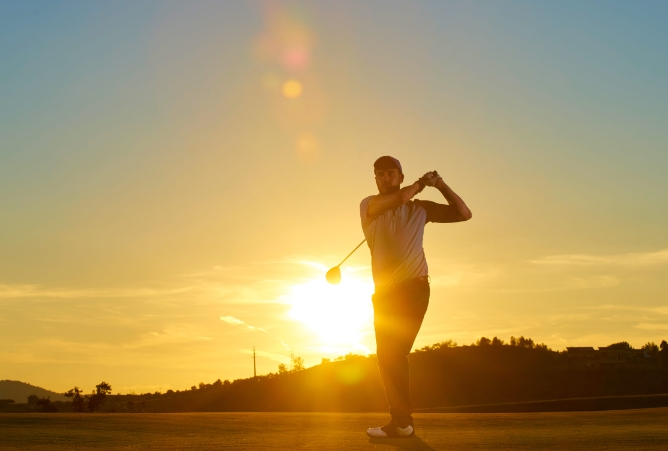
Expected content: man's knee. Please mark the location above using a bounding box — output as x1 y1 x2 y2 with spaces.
376 348 407 368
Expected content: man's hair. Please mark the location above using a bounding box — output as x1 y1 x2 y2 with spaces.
373 156 402 174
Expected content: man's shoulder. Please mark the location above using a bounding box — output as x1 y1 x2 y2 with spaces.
360 195 376 224
360 195 375 211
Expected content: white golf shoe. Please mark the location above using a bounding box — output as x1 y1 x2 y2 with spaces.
367 421 415 438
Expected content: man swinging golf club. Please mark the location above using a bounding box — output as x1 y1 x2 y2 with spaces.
363 156 472 438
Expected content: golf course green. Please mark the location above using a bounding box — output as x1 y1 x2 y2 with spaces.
1 408 667 450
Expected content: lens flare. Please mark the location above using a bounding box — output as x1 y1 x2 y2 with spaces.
282 47 309 69
296 133 319 162
282 79 303 99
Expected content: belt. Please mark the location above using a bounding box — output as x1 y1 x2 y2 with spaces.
375 275 430 294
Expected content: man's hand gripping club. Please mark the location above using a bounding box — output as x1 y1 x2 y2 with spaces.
367 171 440 218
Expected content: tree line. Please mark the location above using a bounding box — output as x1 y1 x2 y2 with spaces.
415 335 552 352
6 336 666 413
63 382 112 413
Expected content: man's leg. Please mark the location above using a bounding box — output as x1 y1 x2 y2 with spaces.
374 279 430 426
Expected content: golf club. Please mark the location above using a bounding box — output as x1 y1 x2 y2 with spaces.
326 239 367 284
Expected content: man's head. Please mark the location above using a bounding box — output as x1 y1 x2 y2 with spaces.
374 156 404 195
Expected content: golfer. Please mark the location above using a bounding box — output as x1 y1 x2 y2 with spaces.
362 156 472 438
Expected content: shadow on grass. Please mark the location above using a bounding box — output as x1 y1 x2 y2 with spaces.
368 437 436 450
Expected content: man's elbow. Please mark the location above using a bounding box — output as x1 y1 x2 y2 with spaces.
399 190 413 205
460 209 472 221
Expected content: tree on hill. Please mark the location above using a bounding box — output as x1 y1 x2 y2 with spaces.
292 356 305 371
607 341 633 350
534 343 551 351
642 342 659 354
439 336 551 350
517 336 535 348
416 340 457 352
36 396 59 412
64 387 86 412
491 337 505 346
660 340 668 367
508 336 536 347
469 336 550 351
87 382 112 412
65 382 111 412
277 355 305 374
476 337 491 346
27 395 56 412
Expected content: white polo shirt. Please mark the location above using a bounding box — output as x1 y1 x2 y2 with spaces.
360 197 438 288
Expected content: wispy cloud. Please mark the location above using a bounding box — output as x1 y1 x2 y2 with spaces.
634 323 668 331
493 275 621 294
530 249 668 267
219 315 292 349
0 258 321 305
393 247 668 298
585 304 668 316
123 327 213 349
426 259 498 288
240 348 290 364
0 283 196 300
220 316 245 325
220 316 270 334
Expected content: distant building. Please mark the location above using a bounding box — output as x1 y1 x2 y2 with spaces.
565 347 597 366
565 346 655 368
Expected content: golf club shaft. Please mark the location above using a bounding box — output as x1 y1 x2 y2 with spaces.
337 239 367 267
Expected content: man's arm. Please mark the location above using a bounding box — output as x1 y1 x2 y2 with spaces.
426 176 472 223
366 182 422 218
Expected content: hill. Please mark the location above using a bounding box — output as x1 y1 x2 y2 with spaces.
95 344 668 413
5 341 666 413
0 380 68 403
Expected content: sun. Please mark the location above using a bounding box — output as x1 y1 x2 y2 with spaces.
285 271 374 350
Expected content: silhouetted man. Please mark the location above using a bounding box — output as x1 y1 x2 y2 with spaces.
361 156 472 438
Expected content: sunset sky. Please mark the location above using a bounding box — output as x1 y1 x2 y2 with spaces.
1 0 667 394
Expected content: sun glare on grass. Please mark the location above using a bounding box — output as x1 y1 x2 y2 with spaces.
286 271 374 350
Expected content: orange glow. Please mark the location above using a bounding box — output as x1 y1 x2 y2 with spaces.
285 273 374 350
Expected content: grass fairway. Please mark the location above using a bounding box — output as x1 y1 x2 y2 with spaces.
1 409 667 450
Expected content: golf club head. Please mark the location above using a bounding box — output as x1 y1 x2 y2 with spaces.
325 266 341 285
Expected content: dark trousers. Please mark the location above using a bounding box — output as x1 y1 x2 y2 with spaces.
372 277 430 425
